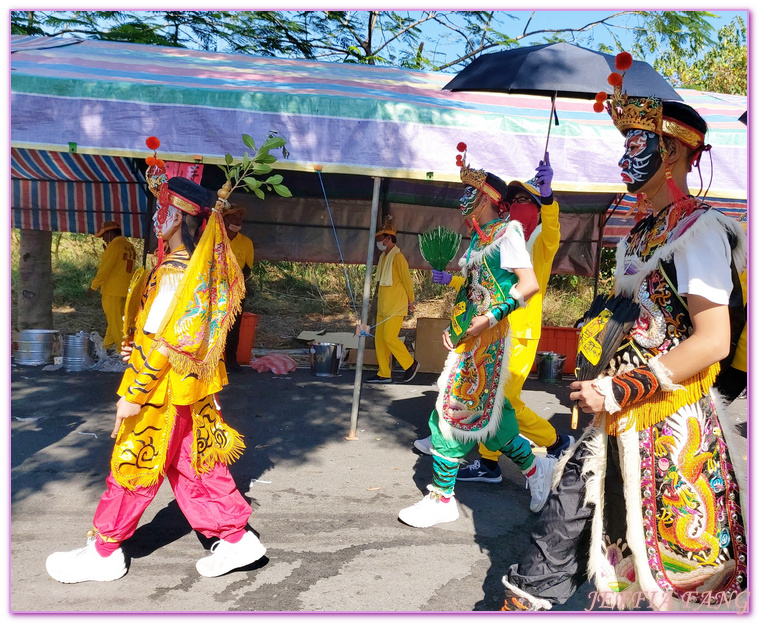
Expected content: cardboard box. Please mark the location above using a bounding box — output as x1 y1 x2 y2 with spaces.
415 317 451 374
347 348 378 367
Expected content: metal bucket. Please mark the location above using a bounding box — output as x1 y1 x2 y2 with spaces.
536 351 566 384
309 342 342 377
15 329 60 366
63 333 95 371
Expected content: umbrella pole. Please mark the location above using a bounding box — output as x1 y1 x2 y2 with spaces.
543 92 557 160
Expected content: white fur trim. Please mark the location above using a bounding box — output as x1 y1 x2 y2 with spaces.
501 577 553 611
458 220 524 272
647 354 684 392
434 330 513 444
594 376 621 414
711 388 748 515
582 425 611 593
509 284 526 308
614 208 747 298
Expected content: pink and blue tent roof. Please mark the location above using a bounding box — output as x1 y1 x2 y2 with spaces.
11 35 747 241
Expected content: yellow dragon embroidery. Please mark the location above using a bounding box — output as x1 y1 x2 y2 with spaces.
655 413 720 565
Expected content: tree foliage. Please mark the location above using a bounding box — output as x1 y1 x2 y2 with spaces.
654 17 747 95
11 10 729 73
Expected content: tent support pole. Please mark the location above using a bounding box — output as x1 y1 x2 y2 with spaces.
346 176 382 440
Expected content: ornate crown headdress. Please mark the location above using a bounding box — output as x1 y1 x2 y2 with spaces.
593 53 711 218
455 142 506 205
594 53 706 151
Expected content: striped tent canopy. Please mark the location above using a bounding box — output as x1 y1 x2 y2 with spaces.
11 147 148 237
10 35 747 270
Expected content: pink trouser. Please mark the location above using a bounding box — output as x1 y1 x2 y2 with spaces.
93 404 252 545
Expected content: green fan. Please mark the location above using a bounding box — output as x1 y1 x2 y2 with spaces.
418 226 462 271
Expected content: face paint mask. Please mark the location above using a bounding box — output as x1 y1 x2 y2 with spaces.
459 186 479 217
152 204 180 239
376 242 387 252
509 203 539 239
619 129 662 192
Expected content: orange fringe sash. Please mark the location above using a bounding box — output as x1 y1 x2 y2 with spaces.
606 362 720 436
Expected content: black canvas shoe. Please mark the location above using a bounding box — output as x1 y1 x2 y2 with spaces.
401 360 419 383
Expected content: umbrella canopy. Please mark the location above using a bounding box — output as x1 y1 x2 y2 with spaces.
443 42 682 101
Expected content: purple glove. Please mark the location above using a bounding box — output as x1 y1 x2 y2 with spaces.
535 152 554 198
432 270 452 285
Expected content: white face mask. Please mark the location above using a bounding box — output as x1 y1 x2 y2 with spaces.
227 223 242 233
376 242 387 252
152 205 181 238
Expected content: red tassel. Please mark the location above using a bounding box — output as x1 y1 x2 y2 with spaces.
471 217 492 244
156 233 164 265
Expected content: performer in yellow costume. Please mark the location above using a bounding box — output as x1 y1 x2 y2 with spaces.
366 220 419 384
223 204 255 369
89 221 136 350
47 151 266 583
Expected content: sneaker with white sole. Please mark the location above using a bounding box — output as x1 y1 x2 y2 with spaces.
398 491 459 528
401 360 420 383
413 435 433 455
456 459 503 483
46 537 127 584
196 531 267 578
525 456 558 513
546 433 575 459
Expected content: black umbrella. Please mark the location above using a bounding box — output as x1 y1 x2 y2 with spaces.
444 42 682 155
739 111 747 126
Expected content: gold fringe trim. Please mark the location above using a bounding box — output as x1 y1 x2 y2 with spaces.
607 363 720 436
192 427 246 475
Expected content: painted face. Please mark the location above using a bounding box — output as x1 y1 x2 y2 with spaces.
619 129 662 192
152 203 180 238
459 186 480 217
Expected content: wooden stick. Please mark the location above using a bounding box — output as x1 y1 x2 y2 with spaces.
571 404 579 429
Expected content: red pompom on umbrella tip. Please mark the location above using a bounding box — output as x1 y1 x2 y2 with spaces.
593 102 606 113
456 142 467 153
607 73 623 87
595 91 608 103
146 136 160 150
615 52 633 72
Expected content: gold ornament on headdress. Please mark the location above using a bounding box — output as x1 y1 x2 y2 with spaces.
593 52 705 151
455 142 502 204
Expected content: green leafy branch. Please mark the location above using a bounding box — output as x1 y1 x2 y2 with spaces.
218 131 292 200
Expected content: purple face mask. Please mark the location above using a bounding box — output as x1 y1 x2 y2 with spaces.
619 129 662 192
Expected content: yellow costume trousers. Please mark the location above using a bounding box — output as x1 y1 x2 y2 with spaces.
480 336 556 460
102 294 126 349
375 314 414 379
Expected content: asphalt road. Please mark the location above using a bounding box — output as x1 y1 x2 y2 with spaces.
9 361 747 615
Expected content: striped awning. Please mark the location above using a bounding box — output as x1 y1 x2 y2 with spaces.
603 194 747 246
11 147 149 237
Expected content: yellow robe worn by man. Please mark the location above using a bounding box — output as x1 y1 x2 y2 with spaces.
90 221 136 349
368 224 419 383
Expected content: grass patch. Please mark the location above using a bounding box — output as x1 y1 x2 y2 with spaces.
11 231 609 348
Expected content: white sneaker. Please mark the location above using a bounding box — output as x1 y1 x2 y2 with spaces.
525 456 558 513
413 435 433 455
196 531 267 578
46 537 127 583
398 492 459 528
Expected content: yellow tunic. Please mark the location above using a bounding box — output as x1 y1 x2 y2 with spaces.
229 233 255 270
91 236 137 297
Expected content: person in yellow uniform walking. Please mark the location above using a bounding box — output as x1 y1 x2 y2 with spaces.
366 220 419 384
414 156 574 480
89 221 136 352
223 206 255 371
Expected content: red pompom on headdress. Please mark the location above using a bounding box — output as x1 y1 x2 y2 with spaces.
615 52 633 72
